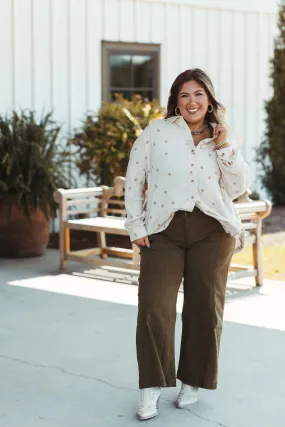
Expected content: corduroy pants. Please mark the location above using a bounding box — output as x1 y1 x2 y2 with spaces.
137 207 235 390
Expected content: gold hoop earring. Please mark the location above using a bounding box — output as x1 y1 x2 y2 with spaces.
208 104 214 113
175 106 181 116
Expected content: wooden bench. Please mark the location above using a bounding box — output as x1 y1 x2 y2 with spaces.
54 177 140 271
54 176 272 286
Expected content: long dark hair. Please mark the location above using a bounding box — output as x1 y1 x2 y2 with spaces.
165 69 226 125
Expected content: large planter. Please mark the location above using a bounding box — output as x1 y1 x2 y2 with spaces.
0 200 50 257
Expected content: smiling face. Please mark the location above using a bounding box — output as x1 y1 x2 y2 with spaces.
177 80 211 126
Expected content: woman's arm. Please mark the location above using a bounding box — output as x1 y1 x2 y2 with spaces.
124 126 150 242
216 143 251 201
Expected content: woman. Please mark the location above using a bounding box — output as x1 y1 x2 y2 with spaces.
124 69 250 420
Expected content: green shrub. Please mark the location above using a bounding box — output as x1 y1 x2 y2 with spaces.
69 94 164 186
0 110 72 220
256 5 285 205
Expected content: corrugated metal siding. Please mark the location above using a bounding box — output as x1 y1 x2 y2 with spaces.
0 0 277 189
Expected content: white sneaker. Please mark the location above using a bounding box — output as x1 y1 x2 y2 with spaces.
137 387 161 420
175 383 199 408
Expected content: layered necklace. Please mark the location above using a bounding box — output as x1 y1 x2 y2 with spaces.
191 123 209 136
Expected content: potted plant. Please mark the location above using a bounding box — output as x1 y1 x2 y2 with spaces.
0 110 71 257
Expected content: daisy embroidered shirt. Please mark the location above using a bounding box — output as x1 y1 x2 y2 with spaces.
124 115 251 252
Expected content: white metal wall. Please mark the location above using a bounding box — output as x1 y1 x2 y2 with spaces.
0 0 277 191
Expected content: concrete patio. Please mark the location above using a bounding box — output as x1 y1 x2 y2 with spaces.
0 249 285 427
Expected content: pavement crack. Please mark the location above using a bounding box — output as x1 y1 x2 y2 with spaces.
160 397 228 427
0 354 137 394
183 407 228 427
1 354 228 426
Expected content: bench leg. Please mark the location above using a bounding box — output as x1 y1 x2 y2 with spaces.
98 231 108 260
60 226 70 269
253 221 263 286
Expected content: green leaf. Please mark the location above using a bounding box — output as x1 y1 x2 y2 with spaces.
68 96 164 185
0 109 74 219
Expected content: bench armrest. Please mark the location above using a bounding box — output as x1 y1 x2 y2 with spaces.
234 190 272 220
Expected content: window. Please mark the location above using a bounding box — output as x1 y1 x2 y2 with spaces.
102 41 160 102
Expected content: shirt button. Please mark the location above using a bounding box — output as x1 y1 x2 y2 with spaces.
191 196 194 199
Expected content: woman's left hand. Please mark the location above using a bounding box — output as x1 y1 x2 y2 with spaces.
214 125 229 145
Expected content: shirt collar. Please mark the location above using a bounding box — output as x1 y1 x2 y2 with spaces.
165 115 180 123
165 116 217 142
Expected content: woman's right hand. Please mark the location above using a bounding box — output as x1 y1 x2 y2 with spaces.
133 236 151 248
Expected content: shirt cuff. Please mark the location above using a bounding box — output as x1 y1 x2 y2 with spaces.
127 224 148 242
215 144 234 160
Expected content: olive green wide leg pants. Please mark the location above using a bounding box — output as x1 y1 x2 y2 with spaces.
137 208 235 390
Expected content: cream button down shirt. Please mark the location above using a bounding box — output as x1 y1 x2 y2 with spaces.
124 115 251 253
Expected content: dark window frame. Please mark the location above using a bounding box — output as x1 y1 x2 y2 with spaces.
102 41 161 102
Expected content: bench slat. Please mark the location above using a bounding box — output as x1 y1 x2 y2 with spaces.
229 263 254 272
66 253 140 270
106 208 127 215
67 208 100 216
105 247 133 259
107 199 126 206
67 198 102 207
65 217 129 235
228 269 257 280
67 248 102 257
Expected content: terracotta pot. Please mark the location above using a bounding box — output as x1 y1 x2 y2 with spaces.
0 200 50 257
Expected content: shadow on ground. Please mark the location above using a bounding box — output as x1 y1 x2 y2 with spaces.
0 250 284 427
